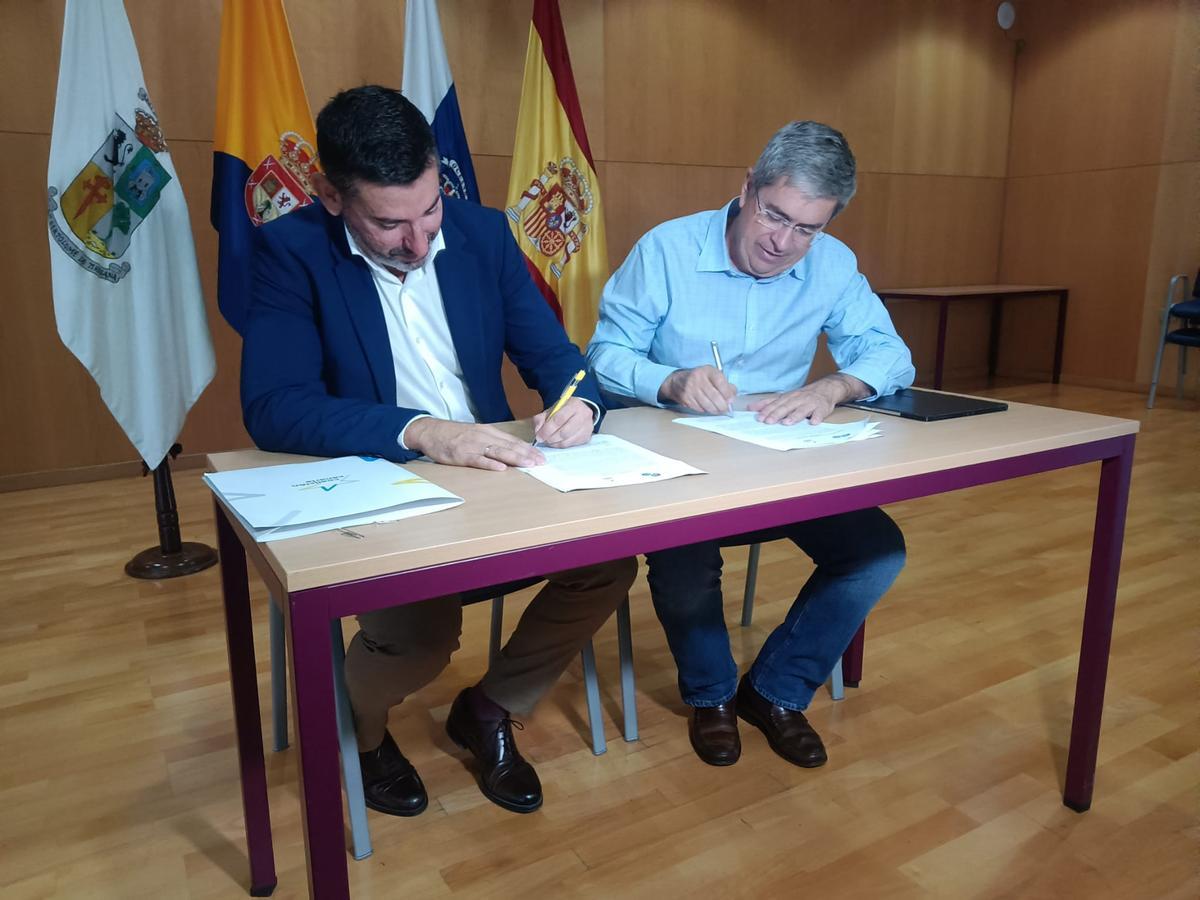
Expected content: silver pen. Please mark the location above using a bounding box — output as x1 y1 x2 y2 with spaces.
710 341 735 417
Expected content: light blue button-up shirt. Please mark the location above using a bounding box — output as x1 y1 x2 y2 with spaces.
587 200 915 407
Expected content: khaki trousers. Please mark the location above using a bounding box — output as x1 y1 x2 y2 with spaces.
343 557 637 751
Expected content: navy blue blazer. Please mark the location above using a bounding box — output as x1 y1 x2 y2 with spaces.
240 197 602 463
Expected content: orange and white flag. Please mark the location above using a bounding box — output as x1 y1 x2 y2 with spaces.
505 0 607 348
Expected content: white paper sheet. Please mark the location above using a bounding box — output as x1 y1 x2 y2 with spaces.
204 456 462 542
673 411 880 451
519 433 705 492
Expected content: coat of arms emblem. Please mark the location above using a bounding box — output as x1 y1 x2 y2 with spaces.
46 89 171 282
439 155 469 199
506 158 594 279
244 131 317 226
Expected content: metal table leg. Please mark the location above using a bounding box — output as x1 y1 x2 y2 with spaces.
289 588 352 898
215 504 278 897
1062 434 1134 811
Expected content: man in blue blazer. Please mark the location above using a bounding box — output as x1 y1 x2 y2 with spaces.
241 85 635 818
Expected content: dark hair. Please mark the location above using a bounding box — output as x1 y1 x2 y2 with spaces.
315 85 438 195
751 121 857 216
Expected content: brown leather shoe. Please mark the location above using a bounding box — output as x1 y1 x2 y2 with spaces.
445 686 542 814
688 702 741 766
736 675 827 768
358 730 428 817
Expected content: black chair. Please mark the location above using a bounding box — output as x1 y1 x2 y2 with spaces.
1147 272 1200 408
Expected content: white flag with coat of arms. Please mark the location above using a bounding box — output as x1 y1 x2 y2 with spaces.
46 0 215 469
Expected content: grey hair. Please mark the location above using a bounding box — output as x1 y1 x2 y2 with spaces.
750 121 857 216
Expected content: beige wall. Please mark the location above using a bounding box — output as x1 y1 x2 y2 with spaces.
999 0 1200 389
3 0 1191 484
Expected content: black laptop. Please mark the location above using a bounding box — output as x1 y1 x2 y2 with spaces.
841 388 1008 421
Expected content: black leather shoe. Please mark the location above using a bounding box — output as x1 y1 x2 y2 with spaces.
688 702 741 766
358 731 428 816
736 675 828 768
445 687 542 814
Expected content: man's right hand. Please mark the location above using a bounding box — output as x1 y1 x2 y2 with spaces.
404 419 545 471
658 366 737 415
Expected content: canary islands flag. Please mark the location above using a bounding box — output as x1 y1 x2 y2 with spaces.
505 0 608 348
46 0 215 469
403 0 478 202
210 0 318 335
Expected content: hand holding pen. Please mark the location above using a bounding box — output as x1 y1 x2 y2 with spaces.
710 341 736 417
656 344 737 415
532 369 592 447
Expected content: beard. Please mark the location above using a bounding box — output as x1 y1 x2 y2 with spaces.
348 223 434 273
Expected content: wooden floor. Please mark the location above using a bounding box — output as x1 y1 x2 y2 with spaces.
1 384 1196 899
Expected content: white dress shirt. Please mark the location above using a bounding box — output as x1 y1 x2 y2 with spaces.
345 226 478 446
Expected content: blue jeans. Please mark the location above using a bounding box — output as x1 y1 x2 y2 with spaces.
646 507 905 711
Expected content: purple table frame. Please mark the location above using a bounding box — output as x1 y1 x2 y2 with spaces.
879 286 1069 390
215 430 1133 899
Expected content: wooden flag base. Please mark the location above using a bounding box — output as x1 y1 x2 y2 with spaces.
125 443 218 580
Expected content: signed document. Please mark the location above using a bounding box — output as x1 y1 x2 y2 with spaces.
520 433 705 492
673 411 881 451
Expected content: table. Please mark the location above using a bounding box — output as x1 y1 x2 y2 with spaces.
210 401 1136 898
878 284 1069 389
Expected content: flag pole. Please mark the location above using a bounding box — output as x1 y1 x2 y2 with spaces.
125 443 218 579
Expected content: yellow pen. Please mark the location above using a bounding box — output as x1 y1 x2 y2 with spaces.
534 369 586 443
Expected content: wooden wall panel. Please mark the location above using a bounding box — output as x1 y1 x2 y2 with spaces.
1159 0 1200 164
603 0 1012 176
285 0 405 116
599 161 743 270
1135 161 1200 390
835 173 1006 385
471 153 516 211
1007 0 1180 177
125 0 223 141
999 167 1161 384
886 0 1014 177
1000 0 1198 390
0 0 65 135
1135 1 1200 391
444 0 606 159
835 174 1006 286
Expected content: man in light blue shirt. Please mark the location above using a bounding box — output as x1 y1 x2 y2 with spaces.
588 121 914 770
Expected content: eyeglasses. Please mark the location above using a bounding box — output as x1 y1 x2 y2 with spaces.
752 192 825 243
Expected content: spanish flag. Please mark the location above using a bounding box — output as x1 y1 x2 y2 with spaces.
210 0 318 335
505 0 608 349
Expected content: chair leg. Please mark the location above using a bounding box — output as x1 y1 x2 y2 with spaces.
828 656 845 701
1178 346 1188 399
579 640 607 755
842 622 866 687
330 622 372 860
488 596 504 669
616 597 638 741
1148 279 1186 409
741 543 760 627
1147 331 1168 409
268 596 288 752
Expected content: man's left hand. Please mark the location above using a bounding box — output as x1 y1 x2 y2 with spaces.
747 374 870 425
532 397 593 447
